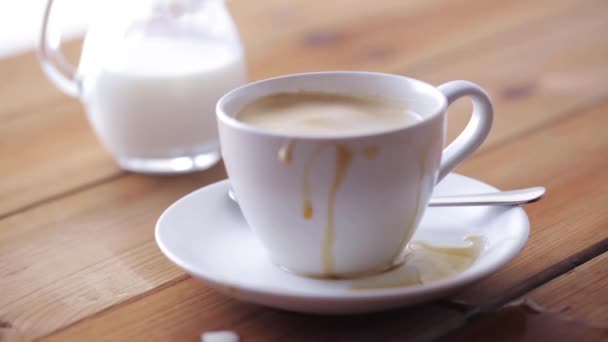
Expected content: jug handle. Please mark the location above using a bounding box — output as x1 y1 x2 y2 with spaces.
38 0 80 98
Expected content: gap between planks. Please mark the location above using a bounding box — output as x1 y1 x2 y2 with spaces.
425 239 608 341
0 171 126 221
476 239 608 315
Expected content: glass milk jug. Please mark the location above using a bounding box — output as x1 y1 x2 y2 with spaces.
39 0 246 173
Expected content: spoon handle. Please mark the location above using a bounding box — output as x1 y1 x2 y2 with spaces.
428 187 545 207
228 186 545 207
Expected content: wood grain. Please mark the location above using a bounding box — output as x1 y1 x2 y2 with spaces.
37 88 608 342
42 277 462 342
0 41 117 217
0 101 120 219
38 91 608 340
528 252 608 323
2 0 607 339
0 166 225 340
452 102 608 305
0 0 593 217
1 0 607 340
409 0 608 148
441 253 608 341
234 0 587 79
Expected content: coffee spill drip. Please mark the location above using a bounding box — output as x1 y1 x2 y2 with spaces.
301 200 314 219
300 144 326 220
278 138 295 165
351 236 484 290
278 139 313 219
361 145 380 159
321 145 353 274
278 140 380 275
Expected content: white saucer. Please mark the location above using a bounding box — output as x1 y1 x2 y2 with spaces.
155 174 529 314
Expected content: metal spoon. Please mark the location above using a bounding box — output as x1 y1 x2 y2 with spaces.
227 186 545 207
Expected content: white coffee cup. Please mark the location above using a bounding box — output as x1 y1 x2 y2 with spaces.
217 72 493 278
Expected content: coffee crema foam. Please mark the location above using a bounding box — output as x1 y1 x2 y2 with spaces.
236 92 422 136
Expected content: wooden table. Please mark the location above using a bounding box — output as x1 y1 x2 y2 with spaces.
2 0 607 340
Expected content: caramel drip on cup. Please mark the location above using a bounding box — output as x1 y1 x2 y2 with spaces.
278 139 295 165
278 140 380 276
278 139 315 219
361 145 380 159
321 145 353 274
300 144 327 220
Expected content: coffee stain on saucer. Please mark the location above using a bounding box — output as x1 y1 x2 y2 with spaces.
351 236 484 289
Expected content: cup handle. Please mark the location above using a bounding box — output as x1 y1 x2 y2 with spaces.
436 81 494 182
37 0 81 98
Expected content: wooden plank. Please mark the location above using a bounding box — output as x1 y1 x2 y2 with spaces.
409 0 608 148
237 0 586 79
0 162 463 342
0 101 121 218
41 278 461 342
0 46 77 118
528 253 608 323
39 80 608 342
0 41 112 217
452 102 608 305
0 167 226 340
440 253 608 341
2 1 608 339
0 0 590 216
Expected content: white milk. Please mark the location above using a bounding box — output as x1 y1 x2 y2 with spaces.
80 37 246 160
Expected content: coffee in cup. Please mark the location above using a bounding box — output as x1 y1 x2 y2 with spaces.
217 72 493 278
236 91 422 136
